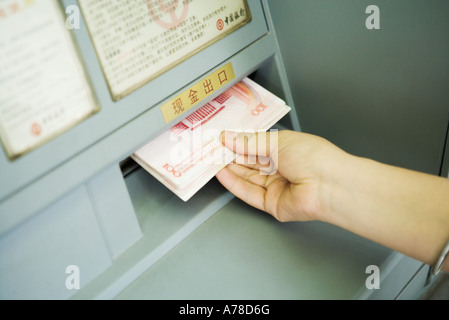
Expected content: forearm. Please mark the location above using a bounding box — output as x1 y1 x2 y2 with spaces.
322 154 449 272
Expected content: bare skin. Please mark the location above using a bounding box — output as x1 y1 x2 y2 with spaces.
216 130 449 273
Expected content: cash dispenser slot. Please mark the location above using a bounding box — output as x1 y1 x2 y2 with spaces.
0 0 271 232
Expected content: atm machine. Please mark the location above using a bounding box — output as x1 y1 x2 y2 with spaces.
0 0 440 300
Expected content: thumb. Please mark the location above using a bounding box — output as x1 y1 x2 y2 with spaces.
220 130 278 158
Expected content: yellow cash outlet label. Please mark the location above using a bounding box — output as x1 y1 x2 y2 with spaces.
160 62 235 124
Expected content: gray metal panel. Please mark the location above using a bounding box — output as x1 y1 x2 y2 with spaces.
115 197 394 299
86 164 142 259
268 0 449 174
72 169 235 299
396 264 430 300
0 186 111 299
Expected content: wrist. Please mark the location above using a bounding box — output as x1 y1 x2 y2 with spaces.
317 152 370 227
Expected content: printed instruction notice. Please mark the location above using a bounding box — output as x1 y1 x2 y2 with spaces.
78 0 251 101
0 0 99 159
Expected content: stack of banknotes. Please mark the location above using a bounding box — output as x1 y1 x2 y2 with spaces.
132 77 291 201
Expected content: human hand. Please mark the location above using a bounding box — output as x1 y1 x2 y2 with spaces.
216 130 352 223
217 130 449 273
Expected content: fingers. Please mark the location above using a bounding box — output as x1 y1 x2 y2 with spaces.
215 167 267 212
216 130 282 214
220 130 278 158
226 163 268 188
233 154 277 176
